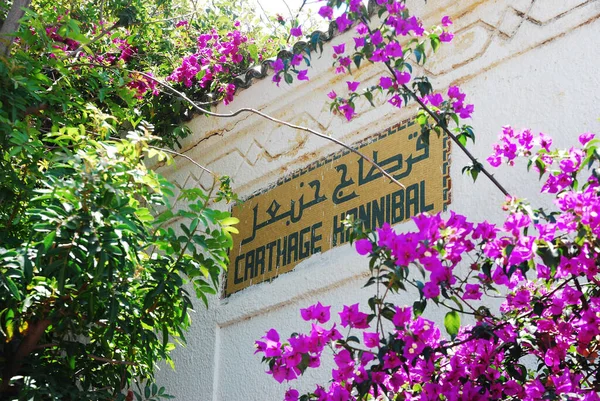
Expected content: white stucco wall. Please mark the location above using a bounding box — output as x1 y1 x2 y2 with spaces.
155 0 600 399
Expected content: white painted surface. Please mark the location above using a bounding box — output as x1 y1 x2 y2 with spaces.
156 1 600 399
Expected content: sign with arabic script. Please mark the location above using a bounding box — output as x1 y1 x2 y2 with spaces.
224 119 451 296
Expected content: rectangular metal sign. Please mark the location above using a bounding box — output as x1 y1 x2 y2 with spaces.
224 119 451 296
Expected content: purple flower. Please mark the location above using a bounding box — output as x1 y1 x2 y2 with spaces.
427 93 444 107
392 306 411 327
356 23 368 35
339 303 370 329
579 132 595 146
369 49 388 63
284 388 299 401
290 26 302 37
388 94 402 108
318 5 333 20
371 30 383 45
379 76 394 90
463 283 482 300
291 54 303 67
336 13 352 32
333 43 345 55
300 302 331 324
272 58 284 73
447 85 466 101
327 90 337 100
440 31 454 42
353 36 365 48
423 281 440 298
536 132 553 151
363 332 380 348
394 71 411 85
441 16 453 27
339 103 356 121
297 70 309 81
347 81 360 92
355 238 372 255
384 41 403 58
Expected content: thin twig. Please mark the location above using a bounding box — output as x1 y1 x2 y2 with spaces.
148 144 215 176
401 84 510 197
135 71 406 190
69 22 118 56
285 0 307 44
256 0 280 34
88 354 136 365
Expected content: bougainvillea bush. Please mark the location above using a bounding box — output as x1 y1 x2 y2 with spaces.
257 129 600 401
256 1 600 400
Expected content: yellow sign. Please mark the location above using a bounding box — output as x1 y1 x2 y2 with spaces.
224 119 451 296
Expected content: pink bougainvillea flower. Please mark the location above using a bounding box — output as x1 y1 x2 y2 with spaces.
300 302 331 324
339 103 356 121
426 93 444 107
318 5 333 20
347 81 360 92
272 58 284 73
297 70 309 81
440 31 454 42
284 388 299 401
363 331 380 348
379 76 394 90
339 303 370 329
423 281 440 298
536 132 553 151
579 132 595 146
447 85 466 101
441 16 453 26
463 283 483 300
355 238 373 255
392 306 411 327
336 13 352 32
356 22 368 35
384 41 403 58
333 43 345 55
388 94 402 108
290 26 302 37
327 90 337 100
371 30 383 45
291 54 303 67
394 71 411 85
353 36 365 48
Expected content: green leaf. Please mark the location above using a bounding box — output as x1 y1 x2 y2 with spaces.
248 44 259 62
444 311 460 338
219 216 239 226
43 231 56 251
413 299 426 317
4 277 21 301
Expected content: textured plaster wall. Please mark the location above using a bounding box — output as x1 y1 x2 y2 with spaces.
155 0 600 399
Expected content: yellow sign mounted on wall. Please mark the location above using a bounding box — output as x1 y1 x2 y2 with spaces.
224 119 451 296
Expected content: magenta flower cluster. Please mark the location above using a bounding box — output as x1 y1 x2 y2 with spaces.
298 1 456 123
168 27 251 104
425 86 475 119
258 128 600 401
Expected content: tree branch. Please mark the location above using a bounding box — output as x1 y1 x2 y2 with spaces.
88 354 136 365
358 15 510 198
135 71 406 190
148 144 215 177
0 0 32 57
